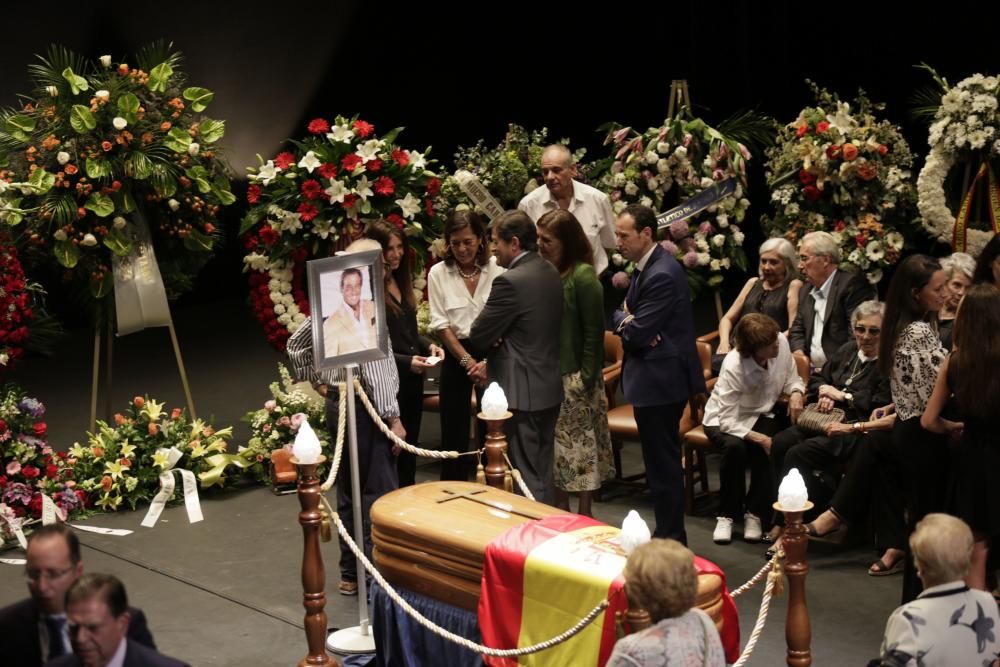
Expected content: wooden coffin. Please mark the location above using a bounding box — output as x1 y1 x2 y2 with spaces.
370 481 726 630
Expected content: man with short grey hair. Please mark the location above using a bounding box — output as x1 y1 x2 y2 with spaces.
788 231 875 367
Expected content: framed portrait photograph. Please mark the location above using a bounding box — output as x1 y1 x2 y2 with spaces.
307 249 389 370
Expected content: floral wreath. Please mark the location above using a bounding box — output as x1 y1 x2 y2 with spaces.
762 84 918 284
592 110 752 291
917 72 1000 257
240 116 441 350
0 43 234 307
0 245 33 371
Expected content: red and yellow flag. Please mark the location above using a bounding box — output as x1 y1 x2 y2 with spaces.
478 515 740 666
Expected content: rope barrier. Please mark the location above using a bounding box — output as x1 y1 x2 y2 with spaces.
732 549 785 667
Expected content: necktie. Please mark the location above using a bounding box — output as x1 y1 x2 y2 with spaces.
46 615 67 659
626 269 641 310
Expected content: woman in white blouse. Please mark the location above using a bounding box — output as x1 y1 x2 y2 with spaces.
428 210 504 480
877 254 948 602
703 313 805 545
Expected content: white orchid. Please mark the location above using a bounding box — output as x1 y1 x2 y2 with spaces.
395 193 421 219
297 151 321 173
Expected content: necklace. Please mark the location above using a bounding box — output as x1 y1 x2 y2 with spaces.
457 265 481 280
843 355 869 387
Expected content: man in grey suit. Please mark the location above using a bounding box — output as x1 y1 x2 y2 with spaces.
788 231 875 368
469 210 563 505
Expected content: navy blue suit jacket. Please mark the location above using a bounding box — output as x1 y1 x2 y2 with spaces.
45 638 188 667
612 245 705 407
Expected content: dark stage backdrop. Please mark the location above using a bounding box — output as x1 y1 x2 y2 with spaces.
0 1 994 309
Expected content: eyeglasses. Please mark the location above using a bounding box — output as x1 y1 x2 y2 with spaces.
854 326 881 336
25 566 75 582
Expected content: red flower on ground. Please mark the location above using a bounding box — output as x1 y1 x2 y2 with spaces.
247 184 262 204
297 203 319 222
21 465 40 479
318 163 338 180
426 177 442 197
391 149 409 167
307 118 330 135
274 152 296 170
341 154 363 172
259 226 280 246
300 179 323 200
373 176 395 196
353 120 374 137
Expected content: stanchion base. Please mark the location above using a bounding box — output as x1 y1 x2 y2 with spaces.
327 625 376 654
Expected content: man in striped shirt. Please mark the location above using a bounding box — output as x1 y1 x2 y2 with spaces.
287 240 404 596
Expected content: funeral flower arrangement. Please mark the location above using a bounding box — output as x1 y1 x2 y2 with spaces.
239 364 331 484
917 71 1000 256
0 44 235 305
0 387 82 540
67 396 233 512
240 116 441 350
594 111 752 290
762 84 917 284
0 245 34 371
433 124 584 225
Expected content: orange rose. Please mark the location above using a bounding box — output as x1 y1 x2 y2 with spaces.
148 422 158 436
101 141 113 152
101 475 113 491
842 144 859 161
120 458 131 467
171 408 183 420
160 122 172 132
877 144 889 155
64 164 78 175
114 413 125 425
133 396 145 408
856 164 878 181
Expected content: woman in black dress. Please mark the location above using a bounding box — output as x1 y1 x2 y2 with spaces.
367 220 444 486
922 283 1000 591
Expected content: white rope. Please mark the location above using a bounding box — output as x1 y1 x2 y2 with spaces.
320 391 347 492
730 555 775 599
502 452 535 501
732 570 778 667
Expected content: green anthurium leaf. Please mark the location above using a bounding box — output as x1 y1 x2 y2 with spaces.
28 167 56 194
211 175 236 205
165 127 192 153
156 178 177 198
90 271 113 299
117 93 140 124
84 192 114 217
61 67 89 95
70 105 97 134
102 225 131 256
183 228 214 252
185 165 211 193
113 189 136 214
54 240 80 268
148 62 174 93
182 87 214 113
198 118 225 144
86 157 111 180
4 114 36 141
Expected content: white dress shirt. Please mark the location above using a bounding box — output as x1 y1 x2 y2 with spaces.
702 334 806 439
427 256 504 339
106 636 128 667
809 269 837 367
518 180 616 274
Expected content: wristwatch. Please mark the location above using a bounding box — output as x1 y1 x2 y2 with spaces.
843 392 854 403
852 422 862 432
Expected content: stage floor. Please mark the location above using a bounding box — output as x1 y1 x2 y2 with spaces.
1 296 902 665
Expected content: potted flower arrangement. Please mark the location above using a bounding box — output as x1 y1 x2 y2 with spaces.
762 83 918 284
240 116 441 350
0 43 235 310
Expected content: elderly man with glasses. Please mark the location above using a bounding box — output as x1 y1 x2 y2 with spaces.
0 524 155 665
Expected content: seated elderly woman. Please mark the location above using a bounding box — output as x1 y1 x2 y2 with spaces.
767 301 891 537
870 513 1000 667
936 252 975 350
715 238 803 364
703 313 806 545
607 539 725 667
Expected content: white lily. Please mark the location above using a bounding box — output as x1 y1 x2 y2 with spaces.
326 124 354 143
826 102 855 137
253 160 279 186
395 192 421 219
354 175 374 200
356 140 383 163
297 151 321 173
324 179 348 203
406 150 427 170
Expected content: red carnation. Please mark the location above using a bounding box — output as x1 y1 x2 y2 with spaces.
45 464 59 479
803 185 822 201
33 422 47 437
307 118 330 135
391 149 409 167
244 235 259 251
317 163 338 180
816 121 830 134
300 179 323 200
275 152 296 170
247 184 262 204
826 145 842 160
426 177 442 197
373 176 395 196
425 199 434 217
21 465 40 479
0 475 7 488
341 154 363 172
29 495 43 518
259 226 280 246
297 203 319 222
367 158 383 173
798 169 816 185
353 120 374 137
0 419 6 433
341 193 359 209
386 214 404 230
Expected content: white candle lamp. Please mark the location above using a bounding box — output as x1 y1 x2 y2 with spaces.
777 468 809 512
291 415 323 465
480 382 510 420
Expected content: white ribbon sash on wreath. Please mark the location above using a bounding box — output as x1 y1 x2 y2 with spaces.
0 513 28 549
1 557 27 565
141 447 203 528
455 170 506 220
70 524 133 536
41 493 66 525
113 212 172 336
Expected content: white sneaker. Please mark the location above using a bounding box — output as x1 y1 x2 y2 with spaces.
744 513 763 542
713 517 734 544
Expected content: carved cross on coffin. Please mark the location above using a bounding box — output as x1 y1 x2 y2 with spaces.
436 487 545 520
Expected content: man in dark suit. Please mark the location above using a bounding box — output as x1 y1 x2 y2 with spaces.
46 573 187 667
469 209 564 505
612 204 705 544
788 231 876 368
0 524 156 666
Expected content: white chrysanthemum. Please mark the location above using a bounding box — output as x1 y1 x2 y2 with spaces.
865 241 885 262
